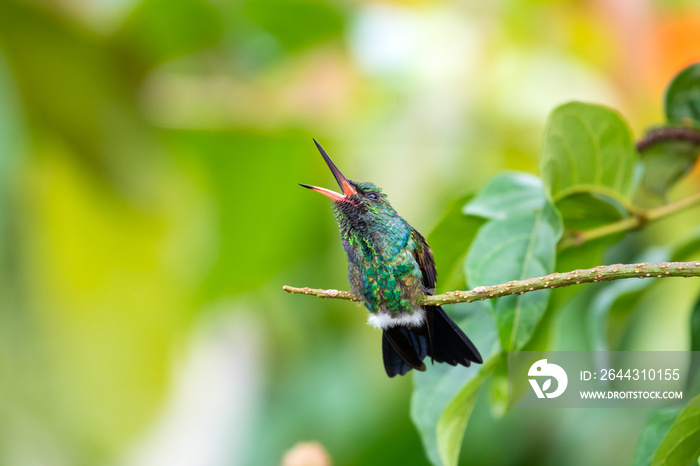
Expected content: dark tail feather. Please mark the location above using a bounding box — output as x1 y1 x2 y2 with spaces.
426 306 482 366
381 306 482 377
382 326 428 377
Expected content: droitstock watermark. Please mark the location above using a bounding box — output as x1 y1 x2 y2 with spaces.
508 351 700 408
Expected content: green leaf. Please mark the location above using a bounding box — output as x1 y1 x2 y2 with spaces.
671 226 700 262
464 174 563 351
587 249 668 352
634 140 700 208
555 191 626 231
690 292 700 353
436 356 499 466
632 408 683 466
466 199 562 350
672 234 700 384
687 293 700 395
411 303 499 466
665 63 700 124
427 195 486 293
540 102 636 203
591 280 651 351
463 172 546 220
651 394 700 466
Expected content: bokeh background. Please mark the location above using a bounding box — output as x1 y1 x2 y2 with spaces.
1 0 700 465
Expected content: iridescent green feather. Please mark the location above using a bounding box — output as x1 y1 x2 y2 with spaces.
333 182 426 315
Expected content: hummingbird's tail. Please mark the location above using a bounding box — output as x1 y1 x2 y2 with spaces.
381 306 482 377
425 306 482 367
382 325 428 377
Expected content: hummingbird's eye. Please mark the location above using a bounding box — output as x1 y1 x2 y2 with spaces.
366 192 378 200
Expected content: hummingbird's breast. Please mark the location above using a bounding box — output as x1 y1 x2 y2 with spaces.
341 221 424 318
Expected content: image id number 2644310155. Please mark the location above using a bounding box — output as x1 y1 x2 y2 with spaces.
589 368 681 381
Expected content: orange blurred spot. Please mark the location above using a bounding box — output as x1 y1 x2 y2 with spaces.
282 441 333 466
652 13 700 94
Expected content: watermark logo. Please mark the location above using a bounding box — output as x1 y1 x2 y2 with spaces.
528 359 568 399
510 352 690 408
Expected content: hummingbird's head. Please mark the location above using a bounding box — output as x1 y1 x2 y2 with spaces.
300 139 397 229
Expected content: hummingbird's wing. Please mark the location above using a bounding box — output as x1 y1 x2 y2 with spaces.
409 227 483 367
410 228 437 293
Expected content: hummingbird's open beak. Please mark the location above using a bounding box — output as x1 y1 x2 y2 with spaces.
300 139 357 201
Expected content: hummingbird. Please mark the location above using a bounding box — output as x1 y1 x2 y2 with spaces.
301 140 482 377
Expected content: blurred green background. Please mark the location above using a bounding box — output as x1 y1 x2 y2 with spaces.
1 0 699 465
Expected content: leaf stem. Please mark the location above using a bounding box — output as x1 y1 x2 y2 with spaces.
284 261 700 306
558 191 700 250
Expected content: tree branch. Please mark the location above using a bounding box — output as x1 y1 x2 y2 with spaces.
636 126 700 152
287 128 700 306
284 261 700 306
554 128 700 250
281 286 360 302
558 191 700 250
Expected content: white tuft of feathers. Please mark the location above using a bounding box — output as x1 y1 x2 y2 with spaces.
367 308 426 329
